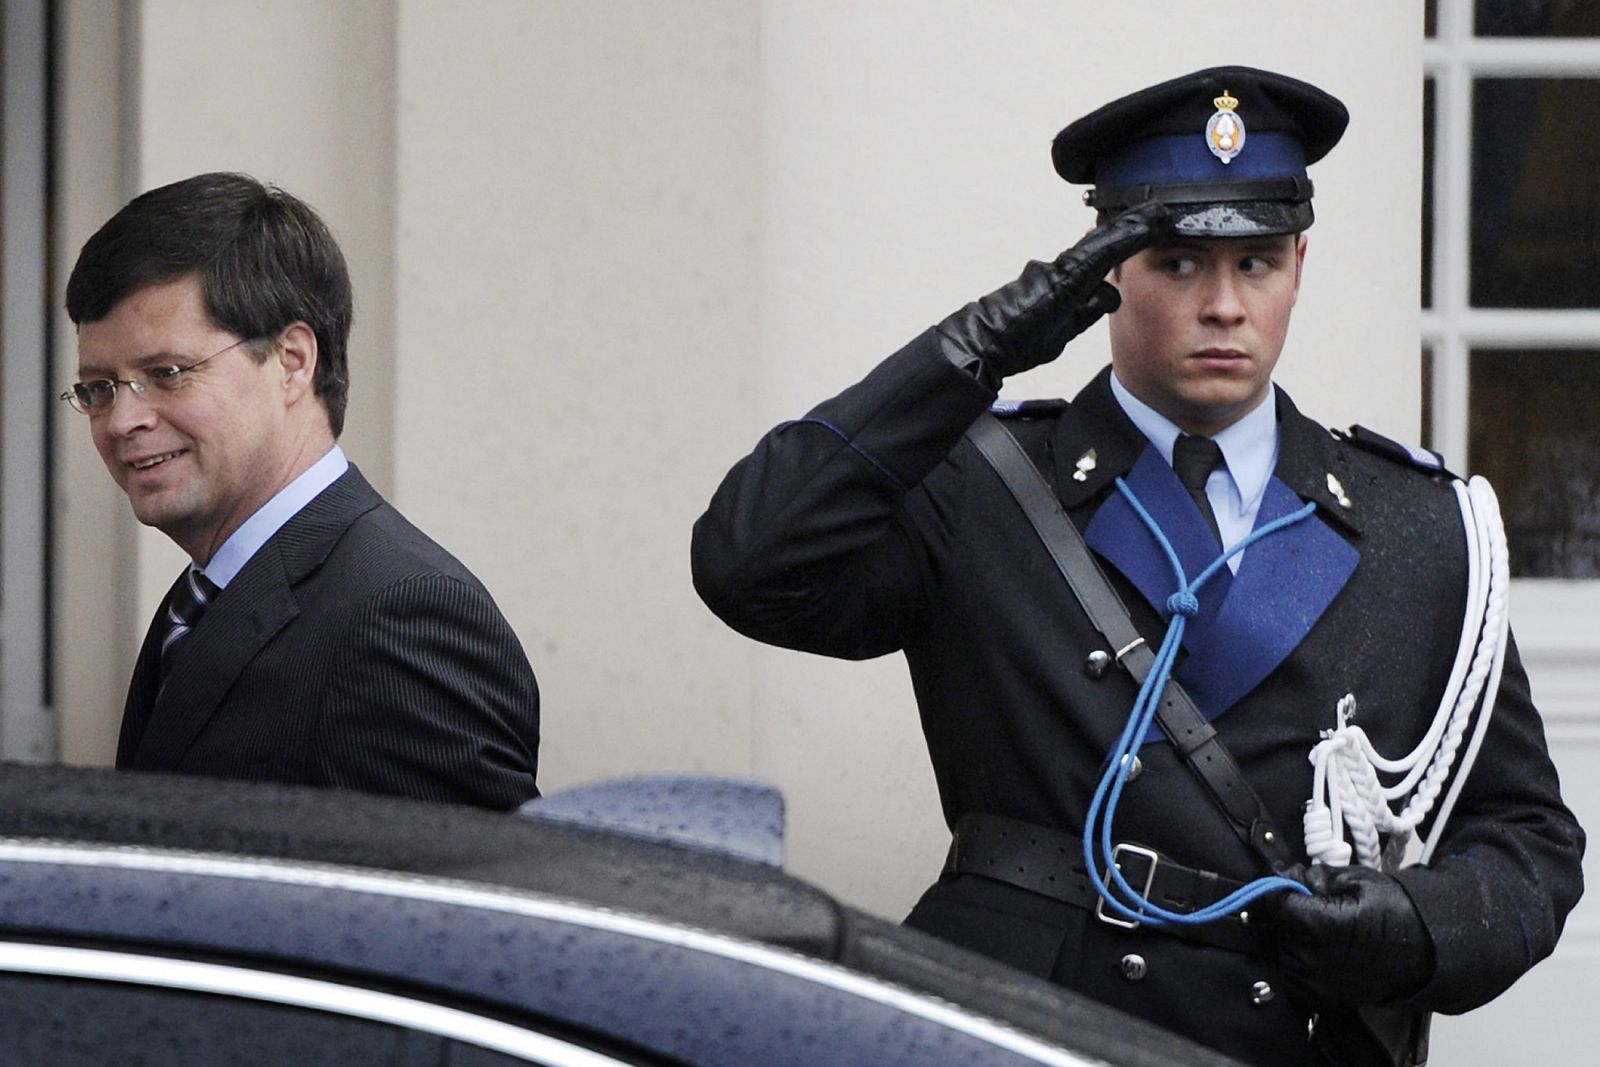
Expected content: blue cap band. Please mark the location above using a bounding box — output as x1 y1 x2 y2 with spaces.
1097 131 1307 189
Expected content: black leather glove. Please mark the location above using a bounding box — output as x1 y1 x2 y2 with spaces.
1270 864 1436 1009
934 201 1170 381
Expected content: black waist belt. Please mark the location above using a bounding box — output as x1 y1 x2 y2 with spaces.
945 813 1268 956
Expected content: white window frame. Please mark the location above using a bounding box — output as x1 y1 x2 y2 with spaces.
1423 0 1600 682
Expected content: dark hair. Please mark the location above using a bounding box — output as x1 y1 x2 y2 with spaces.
65 172 353 437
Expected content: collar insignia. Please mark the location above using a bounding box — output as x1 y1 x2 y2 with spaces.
1073 448 1098 482
1327 472 1353 508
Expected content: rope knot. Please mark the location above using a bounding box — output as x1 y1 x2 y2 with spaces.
1166 590 1200 618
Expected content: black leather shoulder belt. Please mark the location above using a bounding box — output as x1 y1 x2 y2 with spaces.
964 412 1293 872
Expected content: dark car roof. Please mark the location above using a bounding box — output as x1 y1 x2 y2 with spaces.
0 763 1243 1067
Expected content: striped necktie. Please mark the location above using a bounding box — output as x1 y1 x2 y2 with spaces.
160 567 220 676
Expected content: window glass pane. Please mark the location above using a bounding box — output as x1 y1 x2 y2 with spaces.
1476 0 1600 36
0 973 647 1067
0 974 443 1066
1422 78 1435 309
1469 349 1600 577
1470 79 1600 308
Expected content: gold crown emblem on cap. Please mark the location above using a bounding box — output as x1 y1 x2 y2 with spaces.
1205 88 1246 164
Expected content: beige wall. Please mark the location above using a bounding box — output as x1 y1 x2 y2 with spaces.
53 0 1420 920
390 0 761 785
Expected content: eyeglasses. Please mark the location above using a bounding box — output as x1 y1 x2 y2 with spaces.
61 337 258 416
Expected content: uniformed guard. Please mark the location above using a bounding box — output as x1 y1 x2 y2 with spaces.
691 67 1583 1067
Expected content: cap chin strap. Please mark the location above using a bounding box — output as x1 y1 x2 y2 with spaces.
1087 175 1314 211
1303 476 1511 871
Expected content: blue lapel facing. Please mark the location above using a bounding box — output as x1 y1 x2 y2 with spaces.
1085 444 1234 631
1174 475 1359 721
1085 444 1360 739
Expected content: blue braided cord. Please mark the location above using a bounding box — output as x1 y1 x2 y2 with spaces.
1112 475 1317 611
1083 479 1317 926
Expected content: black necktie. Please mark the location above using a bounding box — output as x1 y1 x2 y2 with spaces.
1172 434 1224 546
160 567 220 676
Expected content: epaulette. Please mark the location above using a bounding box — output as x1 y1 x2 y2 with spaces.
990 398 1069 419
1334 424 1458 478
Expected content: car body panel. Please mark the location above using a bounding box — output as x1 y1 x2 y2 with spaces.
0 763 1243 1066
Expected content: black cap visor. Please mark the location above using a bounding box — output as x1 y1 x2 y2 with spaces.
1090 175 1314 237
1168 198 1313 238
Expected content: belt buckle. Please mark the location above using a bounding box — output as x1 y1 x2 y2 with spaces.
1096 843 1159 930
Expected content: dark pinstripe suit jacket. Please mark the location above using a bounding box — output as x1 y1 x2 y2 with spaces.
117 465 540 810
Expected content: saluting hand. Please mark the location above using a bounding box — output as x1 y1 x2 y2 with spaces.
1269 863 1436 1008
934 200 1170 381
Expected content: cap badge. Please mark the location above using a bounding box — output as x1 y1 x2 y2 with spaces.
1205 90 1246 165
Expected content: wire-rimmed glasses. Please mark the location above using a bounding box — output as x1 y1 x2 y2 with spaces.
61 337 258 416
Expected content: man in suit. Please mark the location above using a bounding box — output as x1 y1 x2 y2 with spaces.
691 68 1583 1065
64 172 539 810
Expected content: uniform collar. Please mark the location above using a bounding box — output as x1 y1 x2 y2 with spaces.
1053 368 1364 539
1273 389 1363 538
1052 368 1147 508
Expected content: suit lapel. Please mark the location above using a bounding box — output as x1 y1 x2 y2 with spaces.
1059 377 1362 730
126 466 386 770
133 548 301 769
116 573 184 766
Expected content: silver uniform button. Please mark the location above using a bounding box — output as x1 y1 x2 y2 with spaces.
1085 649 1112 678
1251 980 1274 1006
1119 753 1143 781
1120 954 1148 981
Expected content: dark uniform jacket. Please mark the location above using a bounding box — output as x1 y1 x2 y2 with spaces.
118 465 541 811
692 329 1584 1065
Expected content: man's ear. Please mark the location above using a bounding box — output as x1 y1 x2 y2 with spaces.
275 322 319 405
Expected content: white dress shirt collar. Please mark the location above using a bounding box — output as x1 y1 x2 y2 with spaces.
199 445 350 588
1108 373 1279 571
1107 372 1278 516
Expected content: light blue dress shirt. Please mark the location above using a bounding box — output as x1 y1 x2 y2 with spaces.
199 445 350 587
1108 374 1279 573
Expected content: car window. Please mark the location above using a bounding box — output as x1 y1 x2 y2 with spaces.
0 970 651 1067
